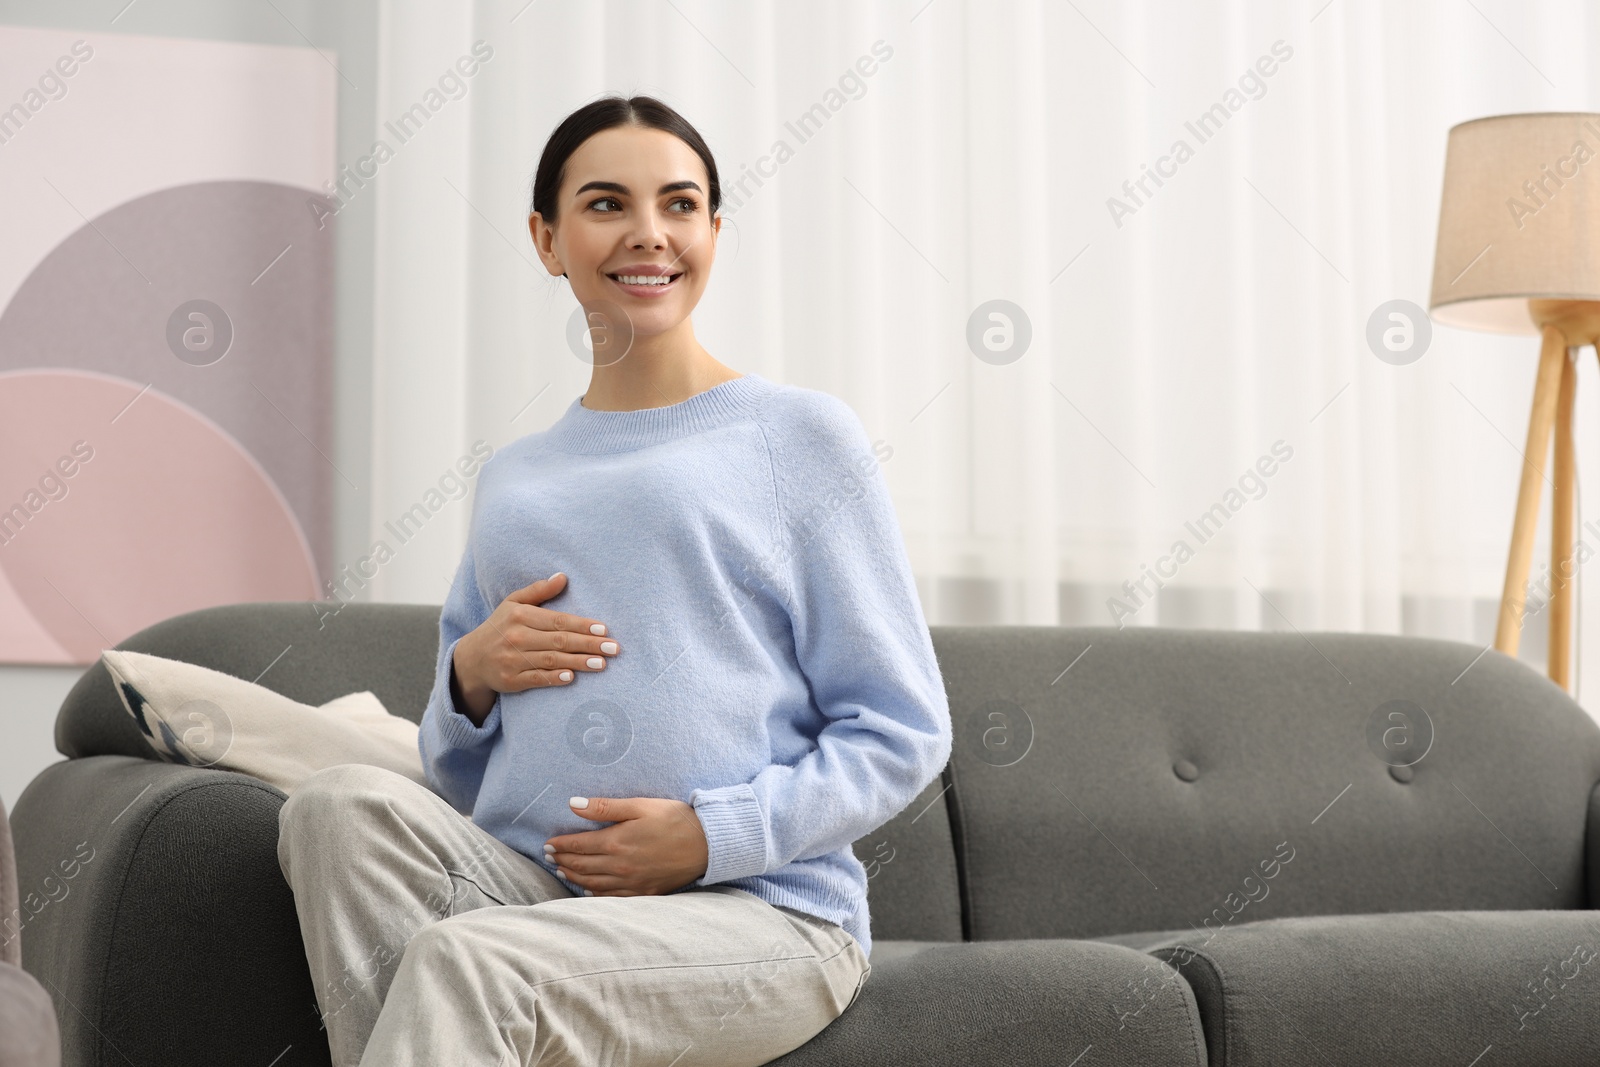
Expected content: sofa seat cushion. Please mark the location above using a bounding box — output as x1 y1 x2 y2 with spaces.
1146 909 1600 1067
1091 928 1200 952
866 939 959 965
770 939 1206 1066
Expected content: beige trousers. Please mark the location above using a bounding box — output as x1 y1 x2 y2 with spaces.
275 763 870 1067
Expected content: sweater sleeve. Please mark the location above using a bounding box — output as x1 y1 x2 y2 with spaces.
417 537 504 816
689 393 953 884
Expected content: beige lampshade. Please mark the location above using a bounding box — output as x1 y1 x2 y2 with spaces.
1429 112 1600 335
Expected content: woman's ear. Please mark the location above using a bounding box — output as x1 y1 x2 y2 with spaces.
529 211 569 280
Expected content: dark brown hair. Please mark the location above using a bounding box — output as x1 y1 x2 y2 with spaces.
530 94 722 226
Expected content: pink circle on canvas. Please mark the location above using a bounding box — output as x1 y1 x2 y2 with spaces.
0 369 318 662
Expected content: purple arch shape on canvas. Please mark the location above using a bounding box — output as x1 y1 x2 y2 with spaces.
0 180 336 662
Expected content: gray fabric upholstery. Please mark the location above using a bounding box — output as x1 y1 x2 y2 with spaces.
866 939 959 965
857 775 963 942
17 605 1600 1066
1146 910 1600 1067
13 756 316 1066
1587 779 1600 909
1091 928 1200 952
0 794 59 1067
932 625 1600 941
769 940 1205 1067
52 602 442 762
869 928 1204 963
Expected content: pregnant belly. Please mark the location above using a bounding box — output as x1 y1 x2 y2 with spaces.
480 669 780 841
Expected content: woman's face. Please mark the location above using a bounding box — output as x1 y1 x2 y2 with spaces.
530 124 719 341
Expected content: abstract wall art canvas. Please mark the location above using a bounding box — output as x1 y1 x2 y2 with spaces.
0 25 338 664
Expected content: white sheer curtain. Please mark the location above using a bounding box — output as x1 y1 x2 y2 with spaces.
365 0 1600 704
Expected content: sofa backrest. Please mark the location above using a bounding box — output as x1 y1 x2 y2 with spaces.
55 602 442 762
64 606 1597 946
52 601 964 943
933 625 1600 941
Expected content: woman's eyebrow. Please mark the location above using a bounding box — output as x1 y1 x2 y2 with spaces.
573 180 703 198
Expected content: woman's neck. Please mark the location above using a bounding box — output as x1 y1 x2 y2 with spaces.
580 327 742 412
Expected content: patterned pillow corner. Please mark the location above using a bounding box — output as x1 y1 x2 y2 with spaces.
113 675 158 741
102 650 184 763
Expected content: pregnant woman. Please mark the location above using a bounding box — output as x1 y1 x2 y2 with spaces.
276 94 952 1066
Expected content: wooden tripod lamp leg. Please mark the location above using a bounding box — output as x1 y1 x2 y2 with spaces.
1495 325 1570 656
1549 347 1576 689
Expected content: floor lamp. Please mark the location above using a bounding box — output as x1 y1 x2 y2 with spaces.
1429 112 1600 692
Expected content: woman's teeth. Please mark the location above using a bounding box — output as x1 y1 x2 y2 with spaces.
611 274 678 286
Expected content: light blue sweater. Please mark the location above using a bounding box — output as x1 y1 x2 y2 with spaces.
417 372 951 957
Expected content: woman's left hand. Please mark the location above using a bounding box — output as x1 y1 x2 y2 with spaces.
544 796 710 896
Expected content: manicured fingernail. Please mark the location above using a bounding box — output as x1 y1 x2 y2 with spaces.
600 642 617 654
586 657 603 669
543 843 555 854
590 623 606 635
570 796 588 809
558 671 572 681
583 889 594 897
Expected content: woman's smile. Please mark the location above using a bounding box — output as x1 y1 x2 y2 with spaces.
606 269 685 297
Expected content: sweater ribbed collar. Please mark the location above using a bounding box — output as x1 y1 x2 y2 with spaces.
544 371 779 454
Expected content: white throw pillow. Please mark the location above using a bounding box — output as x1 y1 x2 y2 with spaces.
100 648 429 795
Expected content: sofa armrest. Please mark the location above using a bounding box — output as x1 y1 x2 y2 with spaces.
11 756 327 1067
1589 779 1600 910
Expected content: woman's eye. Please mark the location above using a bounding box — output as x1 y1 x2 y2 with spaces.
588 196 696 214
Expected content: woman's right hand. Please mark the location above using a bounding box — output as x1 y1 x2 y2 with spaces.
449 572 619 724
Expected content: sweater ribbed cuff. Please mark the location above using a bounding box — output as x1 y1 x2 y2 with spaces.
435 639 503 747
437 693 501 747
691 782 769 884
432 639 499 748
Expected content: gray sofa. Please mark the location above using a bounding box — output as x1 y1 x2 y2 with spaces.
14 602 1600 1066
